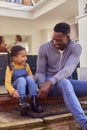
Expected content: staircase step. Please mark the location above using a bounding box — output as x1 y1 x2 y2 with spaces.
0 93 63 112
0 93 87 112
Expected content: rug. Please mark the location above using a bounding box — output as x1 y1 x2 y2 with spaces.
27 102 87 118
17 101 87 118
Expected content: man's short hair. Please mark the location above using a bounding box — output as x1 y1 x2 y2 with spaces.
54 22 70 35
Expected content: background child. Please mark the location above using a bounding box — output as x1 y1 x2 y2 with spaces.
5 46 43 116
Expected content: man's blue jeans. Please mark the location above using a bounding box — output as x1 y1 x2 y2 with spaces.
12 76 38 98
47 77 87 130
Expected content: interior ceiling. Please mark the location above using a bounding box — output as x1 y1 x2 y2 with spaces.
35 0 78 28
0 0 78 29
0 0 44 11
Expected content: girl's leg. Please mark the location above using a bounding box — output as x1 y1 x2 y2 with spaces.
13 77 30 116
26 76 38 96
12 77 27 98
26 76 43 113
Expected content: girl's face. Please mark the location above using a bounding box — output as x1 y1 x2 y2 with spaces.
13 50 27 65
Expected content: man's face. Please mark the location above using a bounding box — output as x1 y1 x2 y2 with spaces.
52 31 70 50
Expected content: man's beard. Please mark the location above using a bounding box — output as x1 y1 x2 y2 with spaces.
55 42 68 50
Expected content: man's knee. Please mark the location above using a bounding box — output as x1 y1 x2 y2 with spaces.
58 79 69 86
57 79 74 91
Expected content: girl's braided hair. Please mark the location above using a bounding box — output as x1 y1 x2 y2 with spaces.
7 46 25 70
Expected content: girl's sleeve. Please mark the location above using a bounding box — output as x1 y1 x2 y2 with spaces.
26 64 33 76
5 66 15 95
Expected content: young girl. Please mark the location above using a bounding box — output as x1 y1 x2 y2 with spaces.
5 46 43 116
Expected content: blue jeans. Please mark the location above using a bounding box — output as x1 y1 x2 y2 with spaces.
12 76 38 98
47 77 87 130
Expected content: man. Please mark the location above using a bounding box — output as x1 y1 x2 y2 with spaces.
36 22 87 130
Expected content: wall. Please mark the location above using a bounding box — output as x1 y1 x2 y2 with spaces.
40 29 53 44
0 15 76 55
78 0 87 15
0 16 41 54
0 16 54 54
77 0 87 67
70 23 78 41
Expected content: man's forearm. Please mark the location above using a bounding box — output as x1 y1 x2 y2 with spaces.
36 73 46 86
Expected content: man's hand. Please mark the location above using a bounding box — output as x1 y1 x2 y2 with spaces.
12 90 20 98
38 80 52 99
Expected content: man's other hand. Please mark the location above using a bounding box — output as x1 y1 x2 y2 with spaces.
38 80 52 99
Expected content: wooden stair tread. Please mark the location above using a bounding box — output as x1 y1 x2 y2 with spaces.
0 93 87 112
0 93 63 111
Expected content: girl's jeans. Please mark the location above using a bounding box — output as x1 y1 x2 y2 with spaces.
12 76 38 98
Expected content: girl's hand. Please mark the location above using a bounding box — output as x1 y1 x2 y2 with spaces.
32 75 37 81
12 90 20 98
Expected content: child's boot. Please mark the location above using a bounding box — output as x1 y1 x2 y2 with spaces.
31 96 43 113
19 97 30 116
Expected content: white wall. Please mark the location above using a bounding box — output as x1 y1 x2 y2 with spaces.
70 23 78 40
40 29 53 43
78 0 87 15
0 15 76 55
78 0 87 67
78 16 87 67
0 16 55 54
0 16 41 54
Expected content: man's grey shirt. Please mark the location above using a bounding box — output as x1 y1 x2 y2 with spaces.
36 40 82 86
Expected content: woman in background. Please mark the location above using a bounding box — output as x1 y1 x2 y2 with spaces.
0 36 8 52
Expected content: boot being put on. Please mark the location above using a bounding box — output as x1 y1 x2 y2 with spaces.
19 97 30 116
31 95 43 113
